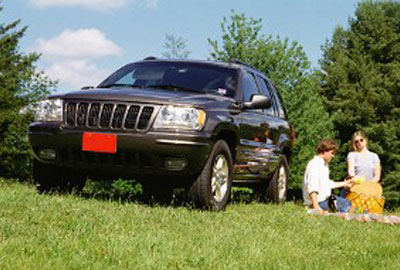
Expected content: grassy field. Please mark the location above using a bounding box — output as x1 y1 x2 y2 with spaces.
1 178 399 270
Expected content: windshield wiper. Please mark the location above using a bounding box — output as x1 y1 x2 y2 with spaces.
100 83 145 89
147 84 202 93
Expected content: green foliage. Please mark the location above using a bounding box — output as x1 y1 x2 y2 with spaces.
209 11 335 188
0 8 54 180
1 179 400 270
84 178 142 201
161 33 191 59
320 0 400 207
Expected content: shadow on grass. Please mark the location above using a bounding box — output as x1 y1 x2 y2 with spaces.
78 179 304 208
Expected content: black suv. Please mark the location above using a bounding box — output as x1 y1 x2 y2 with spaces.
29 58 293 210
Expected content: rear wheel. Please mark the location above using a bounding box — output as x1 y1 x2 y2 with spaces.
266 156 289 203
188 140 233 210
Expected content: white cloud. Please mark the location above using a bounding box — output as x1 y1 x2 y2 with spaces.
46 60 109 89
29 0 158 11
145 0 159 8
34 28 122 59
30 0 128 11
32 28 122 89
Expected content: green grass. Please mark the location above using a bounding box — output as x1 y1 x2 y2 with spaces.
1 178 399 270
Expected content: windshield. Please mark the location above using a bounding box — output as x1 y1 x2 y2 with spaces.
98 61 238 97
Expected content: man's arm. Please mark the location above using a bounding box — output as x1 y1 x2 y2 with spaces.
331 179 354 189
309 192 325 213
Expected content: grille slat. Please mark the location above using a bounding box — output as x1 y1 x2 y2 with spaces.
112 105 127 128
88 103 100 127
138 106 154 130
100 104 114 128
77 103 89 126
124 105 140 129
65 101 155 131
66 103 76 125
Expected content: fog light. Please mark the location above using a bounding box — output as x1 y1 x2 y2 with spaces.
38 149 56 160
165 157 187 171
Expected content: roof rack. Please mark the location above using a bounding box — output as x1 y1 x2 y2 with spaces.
143 56 157 60
229 59 256 70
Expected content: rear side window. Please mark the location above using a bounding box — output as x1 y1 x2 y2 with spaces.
255 76 275 116
240 72 260 102
266 80 285 118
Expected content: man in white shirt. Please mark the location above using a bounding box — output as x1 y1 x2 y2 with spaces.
303 139 354 214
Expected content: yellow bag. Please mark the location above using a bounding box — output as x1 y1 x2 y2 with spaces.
346 192 385 214
346 182 385 214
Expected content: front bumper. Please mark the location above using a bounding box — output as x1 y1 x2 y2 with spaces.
28 123 212 178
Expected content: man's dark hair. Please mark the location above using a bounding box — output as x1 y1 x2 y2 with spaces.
316 138 338 154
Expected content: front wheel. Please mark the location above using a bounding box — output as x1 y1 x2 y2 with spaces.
188 140 233 211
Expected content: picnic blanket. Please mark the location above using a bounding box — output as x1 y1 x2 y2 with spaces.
307 209 400 225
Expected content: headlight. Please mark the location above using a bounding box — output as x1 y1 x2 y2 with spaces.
153 106 206 130
34 99 63 122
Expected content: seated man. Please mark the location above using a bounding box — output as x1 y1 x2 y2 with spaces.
302 138 354 214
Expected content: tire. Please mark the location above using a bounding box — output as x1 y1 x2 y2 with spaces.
188 140 233 211
33 160 86 194
142 178 173 205
265 155 289 203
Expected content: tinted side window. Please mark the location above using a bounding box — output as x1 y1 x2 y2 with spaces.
255 76 275 116
267 81 285 118
240 72 260 102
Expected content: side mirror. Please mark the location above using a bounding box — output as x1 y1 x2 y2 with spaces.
243 94 271 110
81 86 94 90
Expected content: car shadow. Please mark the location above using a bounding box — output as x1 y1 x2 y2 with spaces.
73 180 304 208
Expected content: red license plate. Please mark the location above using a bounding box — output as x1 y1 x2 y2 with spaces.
82 132 117 153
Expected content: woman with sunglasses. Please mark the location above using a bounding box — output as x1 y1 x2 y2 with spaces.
347 131 381 182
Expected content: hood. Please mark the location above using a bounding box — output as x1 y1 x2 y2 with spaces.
52 87 234 107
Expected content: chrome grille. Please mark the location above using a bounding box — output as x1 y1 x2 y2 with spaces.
64 101 156 131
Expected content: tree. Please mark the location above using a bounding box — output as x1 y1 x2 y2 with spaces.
161 33 190 59
209 11 335 189
0 7 54 180
320 0 400 208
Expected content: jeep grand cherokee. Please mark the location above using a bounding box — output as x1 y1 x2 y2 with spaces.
29 58 293 210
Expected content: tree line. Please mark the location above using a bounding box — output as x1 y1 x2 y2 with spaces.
1 1 399 207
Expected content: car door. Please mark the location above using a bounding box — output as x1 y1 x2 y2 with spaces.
233 71 275 180
254 76 286 173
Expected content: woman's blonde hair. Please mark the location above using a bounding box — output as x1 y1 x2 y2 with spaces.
351 131 368 151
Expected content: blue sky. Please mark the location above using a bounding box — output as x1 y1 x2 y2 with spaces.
3 0 361 92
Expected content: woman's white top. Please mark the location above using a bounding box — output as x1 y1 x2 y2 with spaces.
347 150 380 181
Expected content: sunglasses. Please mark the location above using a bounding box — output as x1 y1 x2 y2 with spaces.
355 138 364 144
